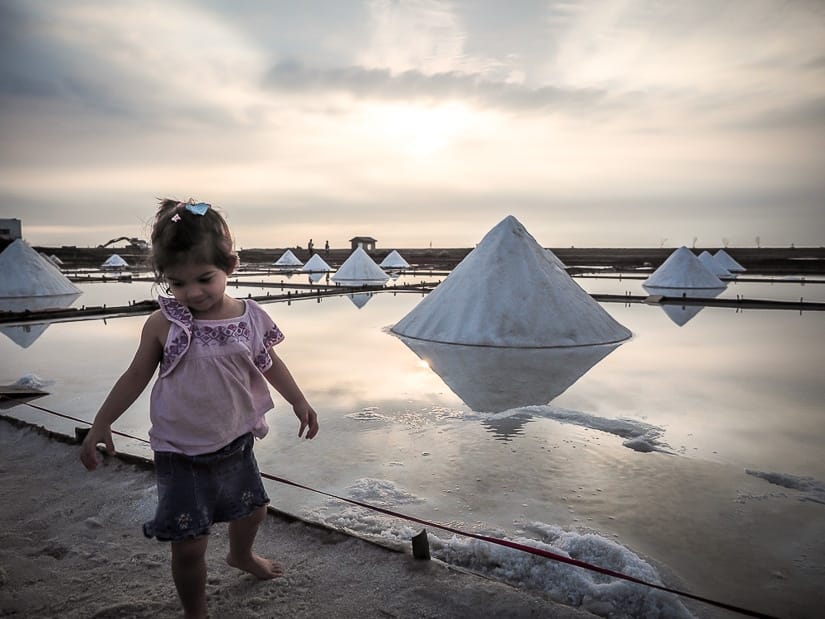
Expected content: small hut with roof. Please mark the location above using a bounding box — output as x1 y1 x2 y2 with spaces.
349 236 377 252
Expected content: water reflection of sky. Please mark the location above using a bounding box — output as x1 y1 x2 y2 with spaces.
3 286 822 474
2 281 824 615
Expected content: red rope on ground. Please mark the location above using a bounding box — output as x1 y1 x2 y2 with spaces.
6 398 779 619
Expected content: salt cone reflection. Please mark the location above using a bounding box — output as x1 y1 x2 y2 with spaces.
479 411 535 441
347 292 373 309
396 335 623 438
643 286 724 327
0 293 82 348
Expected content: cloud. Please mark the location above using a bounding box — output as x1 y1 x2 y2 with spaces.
358 0 469 74
264 61 608 114
725 97 825 134
0 0 823 249
0 1 265 127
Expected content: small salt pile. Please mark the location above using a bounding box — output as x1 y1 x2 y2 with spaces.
272 249 303 267
643 246 725 290
379 250 410 270
301 253 332 273
332 247 389 287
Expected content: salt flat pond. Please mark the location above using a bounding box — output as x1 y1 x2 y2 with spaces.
2 276 823 618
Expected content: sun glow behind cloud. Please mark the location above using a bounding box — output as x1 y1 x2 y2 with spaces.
366 102 472 157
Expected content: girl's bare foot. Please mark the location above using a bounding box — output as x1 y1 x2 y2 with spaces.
226 552 283 579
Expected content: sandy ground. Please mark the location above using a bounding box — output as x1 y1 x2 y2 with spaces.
0 418 592 618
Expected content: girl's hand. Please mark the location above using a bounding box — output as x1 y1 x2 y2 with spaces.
293 401 319 439
80 427 116 470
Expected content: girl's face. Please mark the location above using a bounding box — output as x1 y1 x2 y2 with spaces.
163 261 231 318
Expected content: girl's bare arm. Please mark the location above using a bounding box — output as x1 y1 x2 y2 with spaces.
263 350 319 439
80 311 165 470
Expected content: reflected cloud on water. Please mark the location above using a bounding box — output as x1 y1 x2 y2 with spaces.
394 335 623 439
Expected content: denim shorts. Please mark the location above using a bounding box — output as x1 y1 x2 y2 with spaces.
143 433 270 542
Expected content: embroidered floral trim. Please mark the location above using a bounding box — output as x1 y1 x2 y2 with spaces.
193 322 251 346
254 326 284 371
160 331 190 375
157 296 282 375
159 296 194 330
263 325 284 348
158 297 193 377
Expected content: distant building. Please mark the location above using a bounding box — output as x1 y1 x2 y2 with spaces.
350 236 377 252
0 218 22 241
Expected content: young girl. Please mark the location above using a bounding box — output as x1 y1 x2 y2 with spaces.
80 198 319 618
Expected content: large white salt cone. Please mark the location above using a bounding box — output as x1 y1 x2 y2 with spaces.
0 239 81 297
391 215 631 347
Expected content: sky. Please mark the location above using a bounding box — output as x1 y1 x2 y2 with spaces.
1 0 824 250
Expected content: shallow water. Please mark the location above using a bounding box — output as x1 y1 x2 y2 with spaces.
1 278 823 618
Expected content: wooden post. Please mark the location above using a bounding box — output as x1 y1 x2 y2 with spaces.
412 529 430 560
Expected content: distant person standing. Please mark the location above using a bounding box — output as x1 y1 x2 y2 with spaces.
324 240 329 256
80 198 319 618
307 238 314 255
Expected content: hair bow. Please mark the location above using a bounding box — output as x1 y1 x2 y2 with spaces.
184 202 210 216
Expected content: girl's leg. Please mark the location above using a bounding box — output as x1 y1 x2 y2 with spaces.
171 537 209 619
226 505 283 579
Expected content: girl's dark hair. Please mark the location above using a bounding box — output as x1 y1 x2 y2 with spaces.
151 198 237 282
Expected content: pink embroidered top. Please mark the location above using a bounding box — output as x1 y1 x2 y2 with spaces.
149 296 284 455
